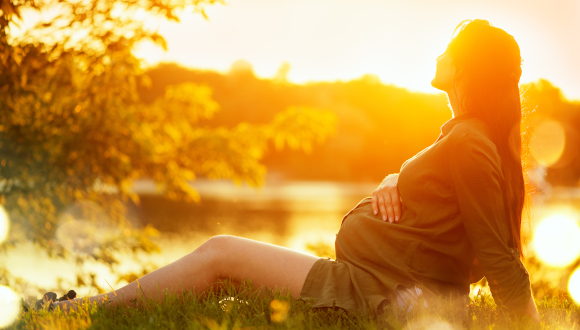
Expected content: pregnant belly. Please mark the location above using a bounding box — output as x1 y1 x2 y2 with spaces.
335 199 417 273
336 198 471 293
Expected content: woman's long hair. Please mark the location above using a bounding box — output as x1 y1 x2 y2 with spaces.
446 19 529 257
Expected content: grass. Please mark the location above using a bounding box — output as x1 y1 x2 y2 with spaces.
6 280 580 330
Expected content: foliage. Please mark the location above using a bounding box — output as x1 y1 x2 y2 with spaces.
143 64 580 185
9 279 580 329
0 0 336 290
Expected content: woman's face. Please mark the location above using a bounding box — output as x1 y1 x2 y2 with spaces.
431 51 456 92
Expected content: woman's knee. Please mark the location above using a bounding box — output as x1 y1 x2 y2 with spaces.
195 235 238 267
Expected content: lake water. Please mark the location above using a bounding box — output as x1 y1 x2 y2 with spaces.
1 180 378 297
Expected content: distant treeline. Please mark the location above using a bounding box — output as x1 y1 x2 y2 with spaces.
140 63 580 186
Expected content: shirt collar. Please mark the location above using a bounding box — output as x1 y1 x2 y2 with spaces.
435 111 478 142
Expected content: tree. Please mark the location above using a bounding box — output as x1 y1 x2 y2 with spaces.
0 0 336 291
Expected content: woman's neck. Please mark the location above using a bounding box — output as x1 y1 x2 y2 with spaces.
447 87 465 118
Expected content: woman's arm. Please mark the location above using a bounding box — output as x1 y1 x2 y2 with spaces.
371 173 402 223
448 131 537 318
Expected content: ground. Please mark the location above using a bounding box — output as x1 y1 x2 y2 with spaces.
9 280 580 330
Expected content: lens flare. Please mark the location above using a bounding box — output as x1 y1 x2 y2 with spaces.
568 267 580 305
0 206 9 244
530 120 566 167
0 285 21 328
56 219 105 255
533 214 580 267
56 201 118 256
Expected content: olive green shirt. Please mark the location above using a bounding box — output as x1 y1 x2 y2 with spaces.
298 112 532 315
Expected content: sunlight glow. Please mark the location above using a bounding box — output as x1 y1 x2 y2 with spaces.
133 40 167 66
533 214 580 267
11 0 580 100
568 267 580 305
469 284 491 299
124 0 580 100
403 317 454 330
0 206 9 245
530 120 566 167
0 285 21 328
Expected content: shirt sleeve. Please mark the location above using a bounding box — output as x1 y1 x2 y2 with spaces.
448 131 531 315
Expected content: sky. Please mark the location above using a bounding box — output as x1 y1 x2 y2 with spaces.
136 0 580 100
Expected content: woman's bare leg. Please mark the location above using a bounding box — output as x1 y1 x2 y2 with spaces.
55 235 320 310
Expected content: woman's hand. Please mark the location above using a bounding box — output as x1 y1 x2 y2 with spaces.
371 174 402 223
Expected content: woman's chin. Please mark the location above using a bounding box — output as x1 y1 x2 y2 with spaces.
431 79 450 92
431 79 443 91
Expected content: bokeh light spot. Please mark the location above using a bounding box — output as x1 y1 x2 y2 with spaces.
0 206 9 244
0 285 21 328
56 201 118 256
533 214 580 267
56 219 105 255
568 267 580 305
530 120 566 167
270 299 289 323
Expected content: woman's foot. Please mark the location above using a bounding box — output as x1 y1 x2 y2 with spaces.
34 290 76 311
58 290 77 301
34 292 57 311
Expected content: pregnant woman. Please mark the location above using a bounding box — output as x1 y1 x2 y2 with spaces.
41 19 539 322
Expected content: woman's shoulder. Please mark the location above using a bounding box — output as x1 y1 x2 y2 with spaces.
444 118 502 167
446 118 496 150
447 117 488 138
